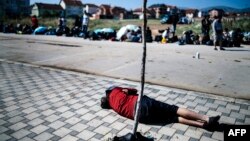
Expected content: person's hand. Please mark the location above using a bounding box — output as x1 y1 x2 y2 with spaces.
122 89 128 94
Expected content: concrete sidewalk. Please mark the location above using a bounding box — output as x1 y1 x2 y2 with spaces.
1 34 250 99
1 60 249 141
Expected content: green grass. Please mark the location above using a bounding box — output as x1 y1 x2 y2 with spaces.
2 17 250 36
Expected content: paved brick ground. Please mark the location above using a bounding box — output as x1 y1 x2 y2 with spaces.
0 60 250 141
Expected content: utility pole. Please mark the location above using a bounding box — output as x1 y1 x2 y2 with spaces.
132 0 147 135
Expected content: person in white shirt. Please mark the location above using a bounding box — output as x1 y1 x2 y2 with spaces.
82 10 89 34
212 15 225 51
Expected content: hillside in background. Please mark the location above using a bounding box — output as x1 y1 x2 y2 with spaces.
200 6 250 13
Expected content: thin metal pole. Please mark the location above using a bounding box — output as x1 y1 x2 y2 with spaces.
132 0 147 135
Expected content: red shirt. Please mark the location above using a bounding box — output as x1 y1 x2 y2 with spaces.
108 87 138 120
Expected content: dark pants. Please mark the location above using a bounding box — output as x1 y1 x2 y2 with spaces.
138 95 179 124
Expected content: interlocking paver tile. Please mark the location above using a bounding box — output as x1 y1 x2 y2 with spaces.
59 135 78 141
80 113 96 121
226 104 240 111
28 118 44 126
212 131 223 141
30 125 49 134
48 120 66 129
158 126 176 136
70 123 89 132
5 105 19 112
184 129 202 139
11 129 31 139
65 117 81 125
53 127 72 137
59 111 75 118
110 121 127 130
9 122 27 131
77 130 96 140
0 134 11 140
230 112 245 120
87 119 104 128
25 112 40 120
102 115 118 124
200 136 218 141
44 114 60 122
56 106 70 113
8 116 24 124
172 123 188 131
171 133 190 141
23 107 37 114
75 108 89 115
19 137 35 141
95 110 110 117
94 125 112 135
34 132 53 141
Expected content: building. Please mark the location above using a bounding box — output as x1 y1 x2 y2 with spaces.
133 8 155 19
82 3 100 19
185 9 199 18
83 3 99 14
148 4 177 19
31 3 63 17
0 0 30 18
110 6 127 19
59 0 83 17
95 4 112 19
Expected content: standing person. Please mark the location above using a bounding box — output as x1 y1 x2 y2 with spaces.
201 15 211 36
82 10 89 34
74 15 81 28
31 15 38 30
171 6 178 36
212 15 225 50
58 15 66 29
101 86 221 130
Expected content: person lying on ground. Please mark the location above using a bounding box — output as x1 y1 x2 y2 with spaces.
101 86 220 131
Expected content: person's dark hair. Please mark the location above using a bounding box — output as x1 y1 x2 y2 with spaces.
100 96 110 109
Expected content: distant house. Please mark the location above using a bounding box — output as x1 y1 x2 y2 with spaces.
0 0 30 18
133 8 155 19
31 3 63 17
148 4 167 19
83 3 99 15
82 3 100 19
59 0 83 17
148 4 176 19
110 6 127 19
96 4 112 19
185 9 199 18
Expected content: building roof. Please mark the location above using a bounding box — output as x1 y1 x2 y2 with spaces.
99 4 111 15
34 3 63 10
82 3 99 8
133 8 155 15
185 9 198 13
100 4 111 9
62 0 83 6
112 6 127 12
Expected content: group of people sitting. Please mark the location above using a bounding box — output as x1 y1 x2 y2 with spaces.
0 14 248 47
154 26 245 48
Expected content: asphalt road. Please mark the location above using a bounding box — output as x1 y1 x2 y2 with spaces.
0 33 250 99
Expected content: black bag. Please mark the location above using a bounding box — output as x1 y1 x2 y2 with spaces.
154 35 162 42
113 132 154 141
